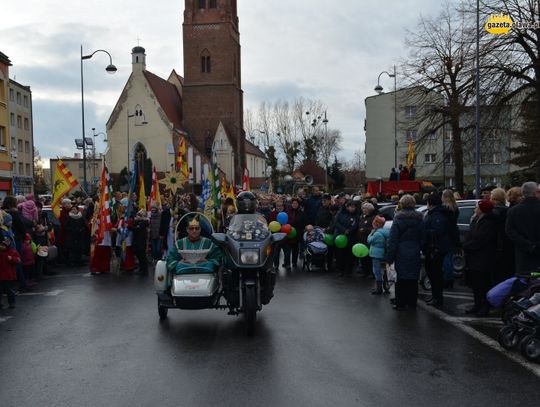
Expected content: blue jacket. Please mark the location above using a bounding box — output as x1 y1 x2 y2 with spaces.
386 208 424 280
367 228 390 259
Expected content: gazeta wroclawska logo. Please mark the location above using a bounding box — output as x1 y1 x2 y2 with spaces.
485 14 513 34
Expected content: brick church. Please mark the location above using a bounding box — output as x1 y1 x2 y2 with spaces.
105 0 261 186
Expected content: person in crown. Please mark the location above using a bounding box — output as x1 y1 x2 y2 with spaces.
166 215 222 275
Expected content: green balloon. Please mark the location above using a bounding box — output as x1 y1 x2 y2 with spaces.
324 233 334 246
287 226 297 239
352 243 369 258
335 234 348 248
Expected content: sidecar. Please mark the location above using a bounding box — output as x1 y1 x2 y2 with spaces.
154 212 220 318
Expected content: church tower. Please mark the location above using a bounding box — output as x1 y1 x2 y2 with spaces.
182 0 245 184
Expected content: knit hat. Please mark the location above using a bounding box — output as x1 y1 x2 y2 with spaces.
478 199 494 214
372 215 385 228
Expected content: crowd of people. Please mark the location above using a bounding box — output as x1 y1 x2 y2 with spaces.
1 181 539 315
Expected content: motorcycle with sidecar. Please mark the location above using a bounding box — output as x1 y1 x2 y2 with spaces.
154 211 285 335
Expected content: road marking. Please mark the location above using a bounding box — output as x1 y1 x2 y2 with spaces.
18 289 65 297
0 316 13 323
418 301 540 378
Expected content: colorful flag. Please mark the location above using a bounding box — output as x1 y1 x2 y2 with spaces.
176 136 189 177
51 159 79 218
200 166 212 218
242 167 251 192
226 183 237 210
96 162 113 243
149 166 162 209
407 139 415 169
220 176 227 199
138 173 146 211
210 144 221 209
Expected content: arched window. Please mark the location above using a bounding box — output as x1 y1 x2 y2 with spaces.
201 49 211 73
198 0 206 9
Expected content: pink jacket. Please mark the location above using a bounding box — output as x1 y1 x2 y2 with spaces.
19 200 39 223
21 242 35 266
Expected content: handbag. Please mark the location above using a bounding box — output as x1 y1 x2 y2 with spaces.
386 262 397 282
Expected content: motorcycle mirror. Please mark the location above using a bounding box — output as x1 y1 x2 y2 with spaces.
211 233 227 245
272 233 287 243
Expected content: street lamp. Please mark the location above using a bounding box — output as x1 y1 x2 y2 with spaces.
90 127 107 184
374 65 397 168
126 103 148 173
80 45 117 194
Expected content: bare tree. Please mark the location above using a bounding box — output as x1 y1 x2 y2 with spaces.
480 0 540 180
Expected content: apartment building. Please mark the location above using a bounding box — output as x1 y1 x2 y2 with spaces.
9 79 34 195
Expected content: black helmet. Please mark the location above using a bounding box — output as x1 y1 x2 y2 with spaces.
237 191 258 214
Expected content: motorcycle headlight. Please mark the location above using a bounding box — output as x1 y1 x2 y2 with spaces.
240 249 259 265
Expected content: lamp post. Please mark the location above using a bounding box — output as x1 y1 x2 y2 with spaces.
91 127 107 183
374 65 397 169
80 45 117 194
126 104 148 173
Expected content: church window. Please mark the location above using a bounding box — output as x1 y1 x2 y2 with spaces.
198 0 206 9
201 53 211 73
209 0 216 8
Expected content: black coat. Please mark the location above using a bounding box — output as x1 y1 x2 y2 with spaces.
422 205 459 256
131 218 149 252
357 213 376 244
315 205 334 229
492 204 515 280
65 215 86 252
506 197 540 274
333 208 360 243
463 213 498 273
386 208 423 280
159 208 173 250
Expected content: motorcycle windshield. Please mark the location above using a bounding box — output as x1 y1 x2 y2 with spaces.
227 214 270 242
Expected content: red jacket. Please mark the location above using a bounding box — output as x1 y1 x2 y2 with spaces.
0 247 21 280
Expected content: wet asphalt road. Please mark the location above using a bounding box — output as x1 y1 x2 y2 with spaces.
1 265 539 407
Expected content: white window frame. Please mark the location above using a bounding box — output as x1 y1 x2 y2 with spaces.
424 153 437 164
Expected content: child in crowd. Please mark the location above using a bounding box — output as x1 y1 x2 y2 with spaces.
0 236 21 309
367 216 390 295
21 233 37 284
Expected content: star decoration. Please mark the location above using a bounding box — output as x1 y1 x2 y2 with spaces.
159 170 188 194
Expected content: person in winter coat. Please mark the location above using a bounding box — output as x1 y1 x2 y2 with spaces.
441 189 460 288
0 236 21 309
357 202 376 276
463 199 498 316
422 194 459 307
491 188 514 283
58 198 72 264
18 197 39 225
65 206 87 266
148 204 162 262
333 200 360 276
367 215 390 294
386 194 424 310
315 193 333 230
2 196 30 291
505 182 540 275
159 202 173 256
131 209 150 274
305 187 323 225
283 198 307 269
21 233 36 283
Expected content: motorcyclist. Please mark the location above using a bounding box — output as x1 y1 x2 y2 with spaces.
237 191 258 214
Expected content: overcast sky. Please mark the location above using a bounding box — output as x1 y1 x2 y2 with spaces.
1 0 445 167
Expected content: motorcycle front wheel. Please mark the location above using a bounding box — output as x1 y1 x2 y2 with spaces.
244 285 257 336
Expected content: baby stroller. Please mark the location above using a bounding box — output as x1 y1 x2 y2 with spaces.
302 227 328 272
498 296 540 362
